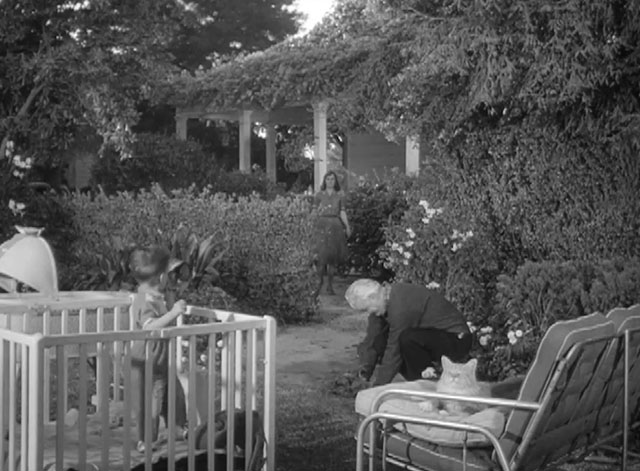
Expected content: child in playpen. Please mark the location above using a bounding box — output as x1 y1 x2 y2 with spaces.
129 245 189 453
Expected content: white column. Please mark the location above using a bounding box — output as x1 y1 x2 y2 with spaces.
239 110 252 172
313 101 328 192
265 124 277 182
176 115 188 140
405 135 420 176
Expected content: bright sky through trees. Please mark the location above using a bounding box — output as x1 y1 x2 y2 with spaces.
294 0 334 33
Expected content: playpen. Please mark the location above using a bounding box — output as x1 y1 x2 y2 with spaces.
0 293 276 471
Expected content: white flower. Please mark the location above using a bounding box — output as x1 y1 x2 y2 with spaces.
479 326 493 334
421 218 429 224
5 140 14 157
451 242 462 252
507 331 518 345
404 240 414 247
406 228 416 238
8 199 25 216
391 242 400 251
451 229 474 242
479 335 491 347
403 251 411 259
397 245 404 254
515 329 523 338
12 170 23 178
466 322 476 333
426 281 440 289
402 259 409 266
200 353 208 363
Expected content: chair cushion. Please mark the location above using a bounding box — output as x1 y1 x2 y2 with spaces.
499 312 615 459
601 304 640 428
356 379 521 448
606 304 640 334
382 431 496 471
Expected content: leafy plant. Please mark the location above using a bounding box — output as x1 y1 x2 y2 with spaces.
345 169 413 279
71 236 136 291
167 224 229 295
65 185 318 323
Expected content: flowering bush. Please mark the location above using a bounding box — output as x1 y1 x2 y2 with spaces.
345 169 415 278
379 187 502 321
64 185 317 323
1 142 76 277
470 258 640 380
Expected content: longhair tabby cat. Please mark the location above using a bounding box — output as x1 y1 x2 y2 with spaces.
418 355 491 415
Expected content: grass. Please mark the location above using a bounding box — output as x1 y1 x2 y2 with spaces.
275 383 358 471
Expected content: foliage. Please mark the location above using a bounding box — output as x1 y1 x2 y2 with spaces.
90 133 216 194
1 143 76 283
71 236 137 291
345 169 414 278
472 258 640 380
164 0 398 133
212 169 286 200
0 0 188 163
64 185 317 323
169 0 301 72
167 0 640 149
431 119 640 263
168 224 229 294
90 132 286 198
379 167 502 320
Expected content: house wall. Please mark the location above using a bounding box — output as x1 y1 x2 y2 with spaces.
343 132 406 189
67 151 96 190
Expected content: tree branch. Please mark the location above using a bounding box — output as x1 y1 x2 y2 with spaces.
0 82 46 160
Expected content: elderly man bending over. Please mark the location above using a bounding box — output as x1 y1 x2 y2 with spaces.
345 278 472 386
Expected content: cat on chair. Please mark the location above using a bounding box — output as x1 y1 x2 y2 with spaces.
418 355 490 416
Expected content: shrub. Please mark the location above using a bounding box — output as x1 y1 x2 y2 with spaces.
1 147 76 286
379 174 503 323
90 133 286 199
345 169 414 278
64 185 317 323
90 133 218 194
473 258 640 381
212 168 285 200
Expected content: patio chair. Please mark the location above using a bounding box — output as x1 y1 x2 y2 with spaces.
355 310 640 471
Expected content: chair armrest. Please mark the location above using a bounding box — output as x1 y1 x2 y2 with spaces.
370 388 540 415
356 411 512 471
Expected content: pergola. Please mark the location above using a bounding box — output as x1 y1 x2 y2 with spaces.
170 20 422 192
175 99 420 191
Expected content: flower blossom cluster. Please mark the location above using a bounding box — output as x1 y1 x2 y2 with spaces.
8 199 26 216
418 200 443 224
388 227 418 266
507 329 524 345
476 326 493 347
4 141 32 179
446 229 474 252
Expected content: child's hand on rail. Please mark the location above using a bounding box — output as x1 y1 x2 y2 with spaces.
172 299 187 317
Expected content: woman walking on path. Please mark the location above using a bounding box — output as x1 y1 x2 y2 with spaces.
313 171 351 297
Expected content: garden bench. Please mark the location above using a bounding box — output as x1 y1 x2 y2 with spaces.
355 305 640 471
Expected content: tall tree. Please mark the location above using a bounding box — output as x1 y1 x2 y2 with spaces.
0 0 188 161
170 0 301 71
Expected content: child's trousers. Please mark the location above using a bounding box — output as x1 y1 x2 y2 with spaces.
131 365 187 443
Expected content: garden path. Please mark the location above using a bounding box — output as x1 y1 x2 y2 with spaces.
276 276 364 386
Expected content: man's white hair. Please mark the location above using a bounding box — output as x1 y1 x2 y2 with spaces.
345 278 383 310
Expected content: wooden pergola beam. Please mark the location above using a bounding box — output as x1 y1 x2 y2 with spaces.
175 101 322 185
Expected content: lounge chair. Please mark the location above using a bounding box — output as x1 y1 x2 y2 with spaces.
355 307 640 471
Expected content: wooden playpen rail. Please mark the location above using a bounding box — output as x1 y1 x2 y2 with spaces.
0 307 276 471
